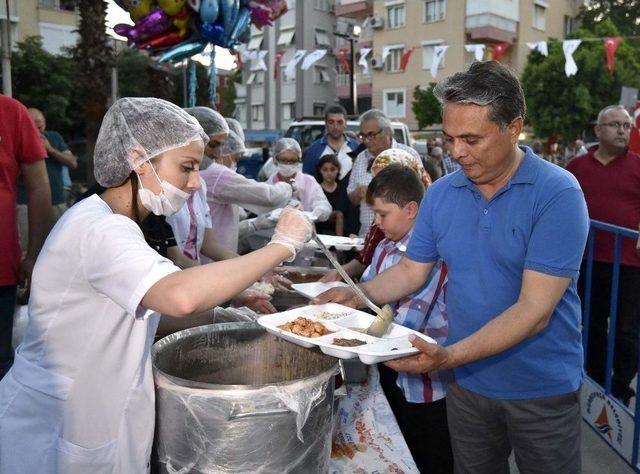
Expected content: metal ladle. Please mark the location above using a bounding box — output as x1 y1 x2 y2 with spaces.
311 229 394 337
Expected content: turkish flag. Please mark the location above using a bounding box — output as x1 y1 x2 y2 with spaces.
491 42 510 61
400 47 416 72
273 50 285 79
604 37 621 74
629 101 640 154
338 47 351 75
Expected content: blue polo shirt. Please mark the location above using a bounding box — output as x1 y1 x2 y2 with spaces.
406 147 589 399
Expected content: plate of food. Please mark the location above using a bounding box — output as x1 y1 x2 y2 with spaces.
257 303 437 364
290 281 350 299
305 234 364 251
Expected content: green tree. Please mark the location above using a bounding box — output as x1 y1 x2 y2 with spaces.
11 36 78 137
116 48 177 101
577 0 640 37
522 19 640 140
411 83 441 130
218 70 238 116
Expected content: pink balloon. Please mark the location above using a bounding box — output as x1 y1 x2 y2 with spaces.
114 8 173 44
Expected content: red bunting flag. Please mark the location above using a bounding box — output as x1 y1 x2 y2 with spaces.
273 50 286 79
629 101 640 154
234 51 243 69
338 47 351 75
603 37 621 74
491 42 510 61
400 47 416 72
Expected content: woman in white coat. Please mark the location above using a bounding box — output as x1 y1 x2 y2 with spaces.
0 98 312 474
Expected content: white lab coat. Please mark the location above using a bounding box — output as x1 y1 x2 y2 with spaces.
0 194 180 473
200 163 292 251
166 177 212 262
266 171 332 221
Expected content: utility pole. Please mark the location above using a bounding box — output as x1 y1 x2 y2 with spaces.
1 0 12 96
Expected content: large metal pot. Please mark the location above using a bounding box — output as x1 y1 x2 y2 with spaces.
152 322 339 473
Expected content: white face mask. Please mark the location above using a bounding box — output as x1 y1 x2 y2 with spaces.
137 162 190 216
277 163 300 178
230 163 238 172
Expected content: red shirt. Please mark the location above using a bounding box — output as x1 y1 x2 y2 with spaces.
566 147 640 267
0 95 47 286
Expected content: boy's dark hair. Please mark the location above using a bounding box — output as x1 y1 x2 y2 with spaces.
315 154 341 183
366 164 424 207
324 104 348 120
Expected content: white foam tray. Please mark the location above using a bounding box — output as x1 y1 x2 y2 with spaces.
268 208 317 222
305 234 364 251
290 281 350 299
256 303 436 364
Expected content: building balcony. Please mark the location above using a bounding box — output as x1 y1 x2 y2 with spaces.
336 76 372 99
465 12 518 43
335 1 372 18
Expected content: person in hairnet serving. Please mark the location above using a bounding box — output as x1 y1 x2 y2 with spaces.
0 98 312 474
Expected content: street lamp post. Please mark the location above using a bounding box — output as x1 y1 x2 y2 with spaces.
334 19 359 116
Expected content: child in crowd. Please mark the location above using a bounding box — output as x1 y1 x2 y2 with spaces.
314 154 352 236
362 164 453 473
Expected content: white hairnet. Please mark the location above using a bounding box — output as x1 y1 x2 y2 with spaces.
94 97 208 188
273 138 301 161
220 131 246 157
225 117 245 142
184 106 230 136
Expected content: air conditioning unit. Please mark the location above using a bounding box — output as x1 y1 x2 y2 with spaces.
370 54 385 69
369 15 384 29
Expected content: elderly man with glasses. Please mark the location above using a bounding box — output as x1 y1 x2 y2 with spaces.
567 104 640 406
347 109 421 237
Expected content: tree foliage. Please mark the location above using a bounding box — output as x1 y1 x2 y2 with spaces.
522 19 640 140
577 0 640 37
411 83 441 130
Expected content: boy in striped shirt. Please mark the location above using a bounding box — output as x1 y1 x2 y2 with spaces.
362 164 453 473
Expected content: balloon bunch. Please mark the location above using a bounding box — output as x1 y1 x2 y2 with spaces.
113 0 288 63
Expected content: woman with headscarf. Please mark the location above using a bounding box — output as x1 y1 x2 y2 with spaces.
0 98 312 473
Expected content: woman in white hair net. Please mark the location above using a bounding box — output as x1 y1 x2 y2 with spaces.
0 97 312 473
266 137 332 222
189 110 294 253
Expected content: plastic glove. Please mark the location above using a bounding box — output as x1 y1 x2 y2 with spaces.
268 206 313 262
252 213 277 231
261 271 294 291
231 289 277 314
289 179 301 199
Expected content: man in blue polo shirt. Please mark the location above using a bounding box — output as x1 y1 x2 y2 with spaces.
314 61 589 473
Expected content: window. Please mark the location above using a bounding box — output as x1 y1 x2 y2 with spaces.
313 103 327 116
563 15 575 37
247 35 263 50
386 4 405 29
533 2 546 30
252 104 264 122
283 102 296 120
277 29 295 46
383 89 405 118
314 0 328 10
234 102 246 124
424 0 445 23
421 41 445 70
384 46 404 73
315 28 332 47
314 65 331 83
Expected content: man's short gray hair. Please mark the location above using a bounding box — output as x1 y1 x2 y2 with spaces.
359 109 392 132
597 105 630 124
433 61 526 128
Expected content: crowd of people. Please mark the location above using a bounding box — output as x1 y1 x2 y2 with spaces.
0 59 639 473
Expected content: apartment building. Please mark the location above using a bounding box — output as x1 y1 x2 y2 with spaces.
235 0 338 131
366 0 583 129
1 0 80 54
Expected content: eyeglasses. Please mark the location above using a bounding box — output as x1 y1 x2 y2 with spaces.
358 129 385 141
598 121 632 131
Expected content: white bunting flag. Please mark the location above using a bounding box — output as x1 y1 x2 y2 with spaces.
563 40 581 77
464 44 485 62
253 50 268 71
430 45 448 79
241 49 257 62
359 47 372 75
301 49 328 70
284 50 307 80
526 40 548 56
381 45 393 65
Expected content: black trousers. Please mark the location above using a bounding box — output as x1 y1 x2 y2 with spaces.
579 261 640 404
378 363 454 474
0 286 17 380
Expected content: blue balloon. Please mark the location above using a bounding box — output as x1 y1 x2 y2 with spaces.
197 20 226 46
199 0 219 23
227 7 250 47
158 40 207 62
220 0 239 41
